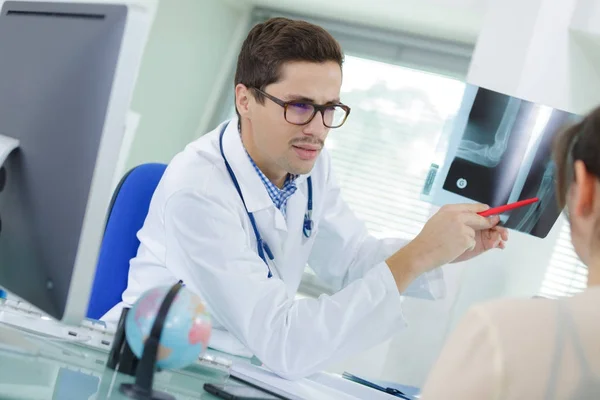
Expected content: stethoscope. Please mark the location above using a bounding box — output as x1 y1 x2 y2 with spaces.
218 123 313 278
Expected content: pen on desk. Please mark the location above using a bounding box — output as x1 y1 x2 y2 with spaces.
342 372 411 399
477 197 539 217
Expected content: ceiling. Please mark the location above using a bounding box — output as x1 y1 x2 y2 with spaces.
241 0 489 44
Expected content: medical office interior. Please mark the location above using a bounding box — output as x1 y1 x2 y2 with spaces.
1 0 600 398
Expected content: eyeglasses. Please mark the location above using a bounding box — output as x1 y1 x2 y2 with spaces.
252 87 350 128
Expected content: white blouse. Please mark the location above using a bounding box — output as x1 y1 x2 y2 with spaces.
420 287 600 399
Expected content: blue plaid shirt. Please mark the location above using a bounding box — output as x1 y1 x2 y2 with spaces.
246 153 297 218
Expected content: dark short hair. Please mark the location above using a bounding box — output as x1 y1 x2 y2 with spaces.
234 17 343 111
553 105 600 208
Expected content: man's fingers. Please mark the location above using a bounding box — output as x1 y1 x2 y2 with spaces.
491 226 509 240
461 213 500 230
443 203 490 214
463 203 490 213
489 227 508 250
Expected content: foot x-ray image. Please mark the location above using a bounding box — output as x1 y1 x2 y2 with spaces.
422 85 580 238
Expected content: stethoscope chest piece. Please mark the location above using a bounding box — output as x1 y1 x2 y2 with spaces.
303 211 313 238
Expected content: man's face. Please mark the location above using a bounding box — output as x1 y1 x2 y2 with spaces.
236 61 343 183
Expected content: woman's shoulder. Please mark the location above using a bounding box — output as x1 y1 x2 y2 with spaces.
464 288 600 370
476 287 600 325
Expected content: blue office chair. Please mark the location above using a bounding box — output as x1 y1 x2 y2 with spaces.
86 163 167 320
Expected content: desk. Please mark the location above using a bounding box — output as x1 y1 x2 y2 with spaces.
0 314 400 400
0 322 230 400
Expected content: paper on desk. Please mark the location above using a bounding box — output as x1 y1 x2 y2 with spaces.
0 323 40 355
231 362 359 400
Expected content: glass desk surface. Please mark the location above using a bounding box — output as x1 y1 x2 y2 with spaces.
0 322 231 400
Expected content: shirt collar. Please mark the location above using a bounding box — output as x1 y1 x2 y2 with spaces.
219 117 307 213
245 150 298 210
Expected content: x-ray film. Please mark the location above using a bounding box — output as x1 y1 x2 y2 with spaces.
421 85 580 238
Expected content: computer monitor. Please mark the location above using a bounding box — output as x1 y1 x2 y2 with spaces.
421 84 581 238
0 0 153 324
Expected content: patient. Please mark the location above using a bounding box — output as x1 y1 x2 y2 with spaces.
420 106 600 399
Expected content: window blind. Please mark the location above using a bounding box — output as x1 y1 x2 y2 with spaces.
323 55 465 238
538 218 588 298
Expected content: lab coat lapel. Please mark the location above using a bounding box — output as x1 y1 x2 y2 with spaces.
220 119 287 276
273 173 309 235
273 211 287 232
220 118 272 213
265 175 310 281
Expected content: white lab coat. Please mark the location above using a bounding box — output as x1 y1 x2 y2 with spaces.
103 117 444 379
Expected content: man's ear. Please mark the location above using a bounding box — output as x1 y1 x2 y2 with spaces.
235 84 252 118
571 160 595 218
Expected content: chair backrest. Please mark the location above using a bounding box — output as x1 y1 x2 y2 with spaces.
86 163 167 320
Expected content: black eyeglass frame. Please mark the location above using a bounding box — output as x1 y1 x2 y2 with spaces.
252 87 351 128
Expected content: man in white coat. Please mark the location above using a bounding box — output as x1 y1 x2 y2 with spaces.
103 17 508 379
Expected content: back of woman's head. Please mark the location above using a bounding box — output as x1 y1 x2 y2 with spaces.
554 106 600 209
554 106 600 268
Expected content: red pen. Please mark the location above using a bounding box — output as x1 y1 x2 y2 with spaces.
478 197 539 217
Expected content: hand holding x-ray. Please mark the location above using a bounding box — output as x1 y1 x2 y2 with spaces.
398 203 506 275
453 222 509 263
421 85 581 238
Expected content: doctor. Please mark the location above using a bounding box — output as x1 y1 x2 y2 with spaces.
104 17 508 379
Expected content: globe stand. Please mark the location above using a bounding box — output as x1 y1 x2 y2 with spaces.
119 282 183 400
107 307 139 376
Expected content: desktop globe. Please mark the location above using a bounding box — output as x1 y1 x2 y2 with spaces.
125 285 212 370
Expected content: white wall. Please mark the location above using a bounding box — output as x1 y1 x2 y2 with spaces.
125 0 250 170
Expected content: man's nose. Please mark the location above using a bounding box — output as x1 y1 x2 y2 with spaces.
303 111 328 137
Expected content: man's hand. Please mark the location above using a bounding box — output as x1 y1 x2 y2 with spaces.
453 223 508 263
386 203 504 292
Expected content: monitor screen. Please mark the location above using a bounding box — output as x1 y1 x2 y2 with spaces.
0 1 129 320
